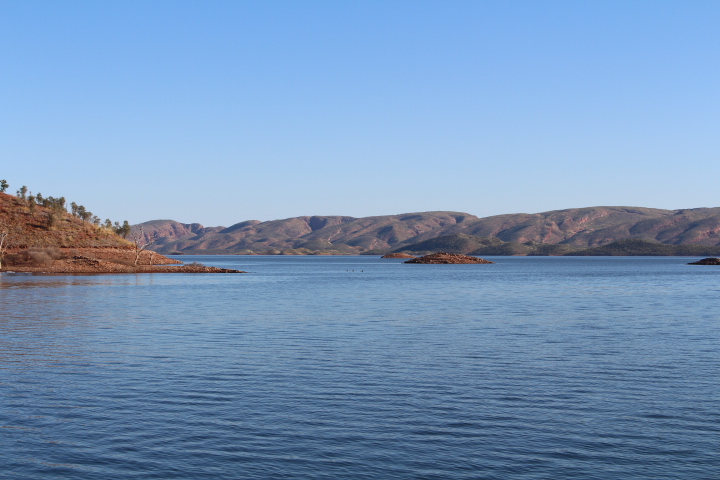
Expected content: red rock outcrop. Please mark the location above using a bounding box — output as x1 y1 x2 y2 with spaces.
404 252 493 264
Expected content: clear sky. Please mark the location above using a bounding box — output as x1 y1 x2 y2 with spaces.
2 1 719 226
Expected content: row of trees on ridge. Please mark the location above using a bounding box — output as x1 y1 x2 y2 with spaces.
1 179 132 238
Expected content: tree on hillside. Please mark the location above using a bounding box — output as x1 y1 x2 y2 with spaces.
43 196 57 209
16 186 27 201
0 180 8 193
42 196 66 213
28 195 37 215
77 205 91 222
112 220 132 238
72 202 90 221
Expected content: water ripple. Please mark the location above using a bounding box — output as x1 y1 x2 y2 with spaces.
2 257 720 479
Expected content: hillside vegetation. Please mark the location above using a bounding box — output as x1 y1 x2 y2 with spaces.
0 192 130 248
0 185 240 273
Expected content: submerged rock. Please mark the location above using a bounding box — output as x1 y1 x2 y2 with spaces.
404 252 493 264
688 257 720 265
381 252 416 259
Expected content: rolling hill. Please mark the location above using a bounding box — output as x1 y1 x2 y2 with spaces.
132 206 720 255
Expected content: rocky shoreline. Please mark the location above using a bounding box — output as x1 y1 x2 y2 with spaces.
1 247 245 274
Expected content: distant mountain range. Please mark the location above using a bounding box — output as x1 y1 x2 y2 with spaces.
132 206 720 255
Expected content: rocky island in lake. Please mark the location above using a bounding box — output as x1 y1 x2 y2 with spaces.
688 257 720 265
404 252 494 264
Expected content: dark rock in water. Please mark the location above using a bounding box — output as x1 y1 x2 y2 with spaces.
688 257 720 265
404 252 494 264
381 252 416 259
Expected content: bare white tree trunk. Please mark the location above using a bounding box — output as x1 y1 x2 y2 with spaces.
131 227 159 266
0 230 8 270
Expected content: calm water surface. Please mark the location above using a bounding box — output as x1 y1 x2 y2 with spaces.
1 256 719 479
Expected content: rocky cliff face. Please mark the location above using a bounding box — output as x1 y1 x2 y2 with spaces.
132 206 720 254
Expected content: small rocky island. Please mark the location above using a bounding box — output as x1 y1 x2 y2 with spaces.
404 252 494 264
688 257 720 265
381 252 416 259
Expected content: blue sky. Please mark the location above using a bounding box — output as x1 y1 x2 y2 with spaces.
2 1 719 226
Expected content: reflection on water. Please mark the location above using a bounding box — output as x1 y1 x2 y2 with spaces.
1 257 720 480
0 273 159 289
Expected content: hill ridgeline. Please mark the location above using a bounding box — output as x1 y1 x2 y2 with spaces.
132 206 720 255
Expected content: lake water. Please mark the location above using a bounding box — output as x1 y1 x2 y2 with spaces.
1 256 719 479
